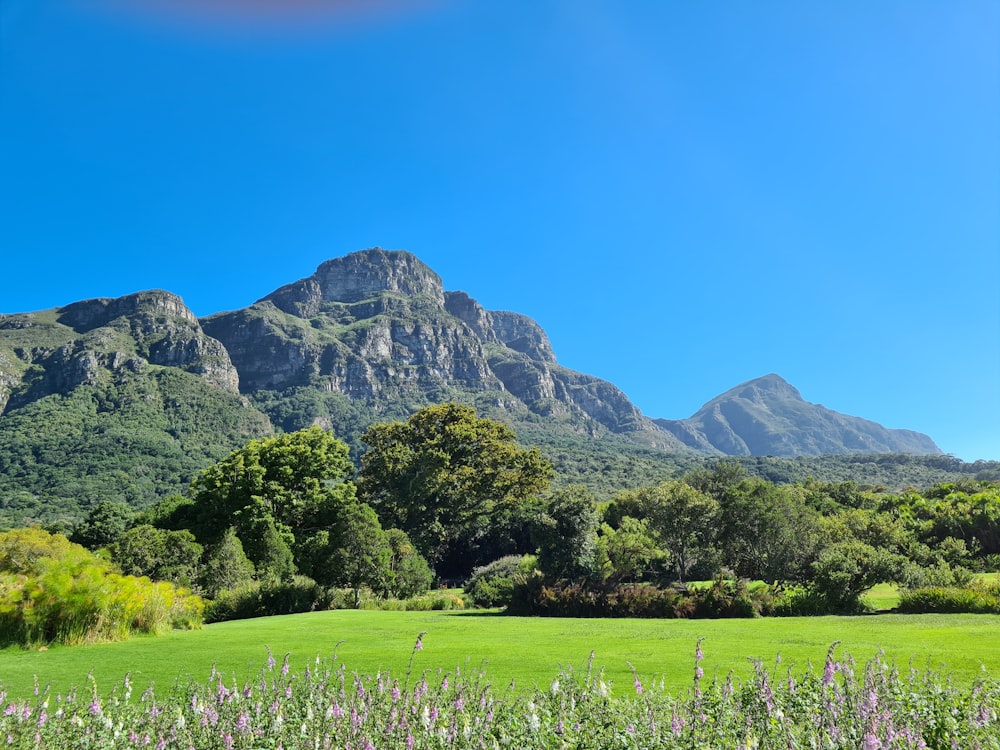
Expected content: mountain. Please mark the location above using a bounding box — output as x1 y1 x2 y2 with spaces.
0 291 272 524
0 248 950 525
200 249 685 450
654 373 941 457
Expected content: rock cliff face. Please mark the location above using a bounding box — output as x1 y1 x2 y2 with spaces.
202 249 675 445
654 374 941 457
0 290 240 414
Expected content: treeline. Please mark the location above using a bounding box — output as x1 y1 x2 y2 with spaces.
42 404 1000 631
2 372 998 532
471 466 1000 617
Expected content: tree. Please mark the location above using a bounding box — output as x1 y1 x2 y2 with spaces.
609 480 719 583
597 517 664 584
810 540 905 612
533 486 600 581
383 528 434 599
108 525 203 588
187 427 356 579
199 527 255 598
716 478 821 582
329 502 392 608
358 403 552 568
70 500 134 550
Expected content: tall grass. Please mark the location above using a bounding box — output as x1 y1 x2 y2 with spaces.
0 528 202 648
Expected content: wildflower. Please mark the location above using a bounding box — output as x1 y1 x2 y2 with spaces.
823 660 836 687
527 707 540 732
634 676 643 695
281 653 291 676
550 678 560 694
671 712 684 734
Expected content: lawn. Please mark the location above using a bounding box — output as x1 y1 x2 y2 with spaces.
1 610 999 700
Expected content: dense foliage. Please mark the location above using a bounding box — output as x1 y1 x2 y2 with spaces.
506 464 1000 616
0 370 271 529
0 528 202 647
359 403 553 573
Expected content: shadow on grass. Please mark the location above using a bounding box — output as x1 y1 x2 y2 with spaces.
441 610 508 617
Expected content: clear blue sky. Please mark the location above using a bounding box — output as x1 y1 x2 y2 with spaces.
1 1 997 461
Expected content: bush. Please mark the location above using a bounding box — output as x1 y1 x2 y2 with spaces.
768 584 840 616
691 574 770 618
204 576 334 623
897 586 1000 614
0 528 203 647
508 571 780 619
464 555 534 608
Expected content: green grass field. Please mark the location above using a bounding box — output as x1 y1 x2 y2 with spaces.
1 610 999 700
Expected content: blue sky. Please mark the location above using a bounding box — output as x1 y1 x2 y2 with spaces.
1 1 997 461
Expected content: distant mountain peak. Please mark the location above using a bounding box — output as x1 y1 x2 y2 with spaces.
655 374 941 457
720 374 803 404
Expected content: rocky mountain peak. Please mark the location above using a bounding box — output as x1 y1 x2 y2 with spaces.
263 248 445 317
725 373 803 405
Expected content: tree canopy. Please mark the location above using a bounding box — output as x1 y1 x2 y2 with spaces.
185 426 356 581
358 403 553 567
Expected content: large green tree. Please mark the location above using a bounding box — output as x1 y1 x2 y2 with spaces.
108 525 203 589
186 426 356 580
358 403 552 569
608 480 720 583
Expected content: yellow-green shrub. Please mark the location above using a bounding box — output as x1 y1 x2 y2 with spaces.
0 528 203 647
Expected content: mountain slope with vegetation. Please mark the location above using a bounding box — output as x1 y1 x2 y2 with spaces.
0 247 967 528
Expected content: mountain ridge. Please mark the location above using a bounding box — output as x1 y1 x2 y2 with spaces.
0 247 949 525
1 249 941 460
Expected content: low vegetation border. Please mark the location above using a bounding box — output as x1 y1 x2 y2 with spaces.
1 609 998 700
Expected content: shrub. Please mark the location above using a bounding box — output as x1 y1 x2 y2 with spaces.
897 586 1000 614
204 576 334 623
768 584 840 616
0 528 203 647
464 555 534 608
691 573 769 618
